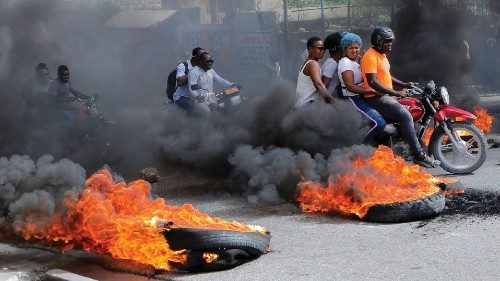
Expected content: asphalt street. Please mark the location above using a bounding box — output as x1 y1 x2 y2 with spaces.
1 137 499 281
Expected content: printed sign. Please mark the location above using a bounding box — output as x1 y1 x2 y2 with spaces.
234 32 272 65
177 26 231 49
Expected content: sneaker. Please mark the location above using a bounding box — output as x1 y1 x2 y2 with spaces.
413 153 441 168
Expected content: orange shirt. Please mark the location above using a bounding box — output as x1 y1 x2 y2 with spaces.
361 47 392 90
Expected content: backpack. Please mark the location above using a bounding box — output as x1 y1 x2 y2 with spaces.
166 61 189 100
335 82 348 99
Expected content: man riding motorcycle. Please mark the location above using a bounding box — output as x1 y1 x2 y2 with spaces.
188 52 241 112
361 26 440 168
49 65 93 122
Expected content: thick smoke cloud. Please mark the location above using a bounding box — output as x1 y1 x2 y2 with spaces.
0 0 168 175
157 80 367 173
390 1 498 110
2 0 495 206
0 154 85 235
228 144 375 203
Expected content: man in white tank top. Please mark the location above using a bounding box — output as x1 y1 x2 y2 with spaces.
295 37 334 108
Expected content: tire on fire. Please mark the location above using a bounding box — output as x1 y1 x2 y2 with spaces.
163 228 270 272
428 121 487 174
363 192 445 223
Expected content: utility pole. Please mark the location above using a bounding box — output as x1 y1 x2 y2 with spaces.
320 0 325 33
283 0 289 76
347 0 351 29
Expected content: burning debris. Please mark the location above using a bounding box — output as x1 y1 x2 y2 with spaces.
443 188 500 216
297 146 449 221
0 156 270 272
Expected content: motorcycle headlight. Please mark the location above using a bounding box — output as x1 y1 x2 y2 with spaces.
438 86 450 105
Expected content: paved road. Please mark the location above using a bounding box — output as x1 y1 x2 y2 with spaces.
2 139 499 281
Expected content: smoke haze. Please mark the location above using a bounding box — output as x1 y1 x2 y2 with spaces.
0 0 497 205
0 154 85 235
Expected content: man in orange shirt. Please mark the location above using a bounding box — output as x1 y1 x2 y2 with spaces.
361 26 439 168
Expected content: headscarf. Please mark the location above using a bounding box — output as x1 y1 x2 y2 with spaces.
340 32 362 50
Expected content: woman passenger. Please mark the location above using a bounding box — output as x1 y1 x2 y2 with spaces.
337 32 386 145
295 36 334 108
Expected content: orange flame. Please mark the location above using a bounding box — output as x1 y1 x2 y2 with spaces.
297 146 442 218
422 127 433 146
203 252 219 264
15 169 264 271
422 107 492 146
472 107 493 133
443 189 465 196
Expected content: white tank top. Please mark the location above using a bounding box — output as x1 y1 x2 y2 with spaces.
295 60 319 108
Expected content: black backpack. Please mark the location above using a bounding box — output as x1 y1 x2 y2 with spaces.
335 82 348 99
166 61 189 100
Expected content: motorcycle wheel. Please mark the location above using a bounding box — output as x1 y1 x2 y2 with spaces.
429 121 487 174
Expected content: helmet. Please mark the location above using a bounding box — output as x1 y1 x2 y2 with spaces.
371 26 395 49
324 31 344 53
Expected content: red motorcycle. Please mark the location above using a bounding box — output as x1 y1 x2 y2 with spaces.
378 81 487 174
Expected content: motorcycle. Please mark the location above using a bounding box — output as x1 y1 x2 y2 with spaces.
63 95 117 163
193 85 244 114
377 81 487 174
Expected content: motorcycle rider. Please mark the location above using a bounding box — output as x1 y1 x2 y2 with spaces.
173 47 205 111
295 36 334 108
49 65 92 123
188 52 240 111
361 26 439 168
321 31 345 96
23 63 52 112
337 32 386 146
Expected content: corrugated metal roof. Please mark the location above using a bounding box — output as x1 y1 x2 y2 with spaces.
105 10 177 29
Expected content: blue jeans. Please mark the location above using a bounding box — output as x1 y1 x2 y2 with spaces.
365 95 423 156
349 96 386 145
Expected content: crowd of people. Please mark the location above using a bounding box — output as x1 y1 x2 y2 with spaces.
22 26 439 168
294 26 440 168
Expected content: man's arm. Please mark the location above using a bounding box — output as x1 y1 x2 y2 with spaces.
304 61 333 103
69 83 91 100
366 74 405 98
176 63 188 86
392 77 414 89
211 69 232 89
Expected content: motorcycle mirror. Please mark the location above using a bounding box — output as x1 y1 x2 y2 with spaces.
425 80 436 92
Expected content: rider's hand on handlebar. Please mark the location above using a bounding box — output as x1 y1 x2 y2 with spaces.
404 82 416 88
395 90 408 98
231 84 242 90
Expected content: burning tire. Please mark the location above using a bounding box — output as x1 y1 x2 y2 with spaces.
363 192 445 223
164 228 271 272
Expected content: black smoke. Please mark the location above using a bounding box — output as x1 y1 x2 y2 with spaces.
157 80 367 174
390 1 495 110
0 154 86 237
